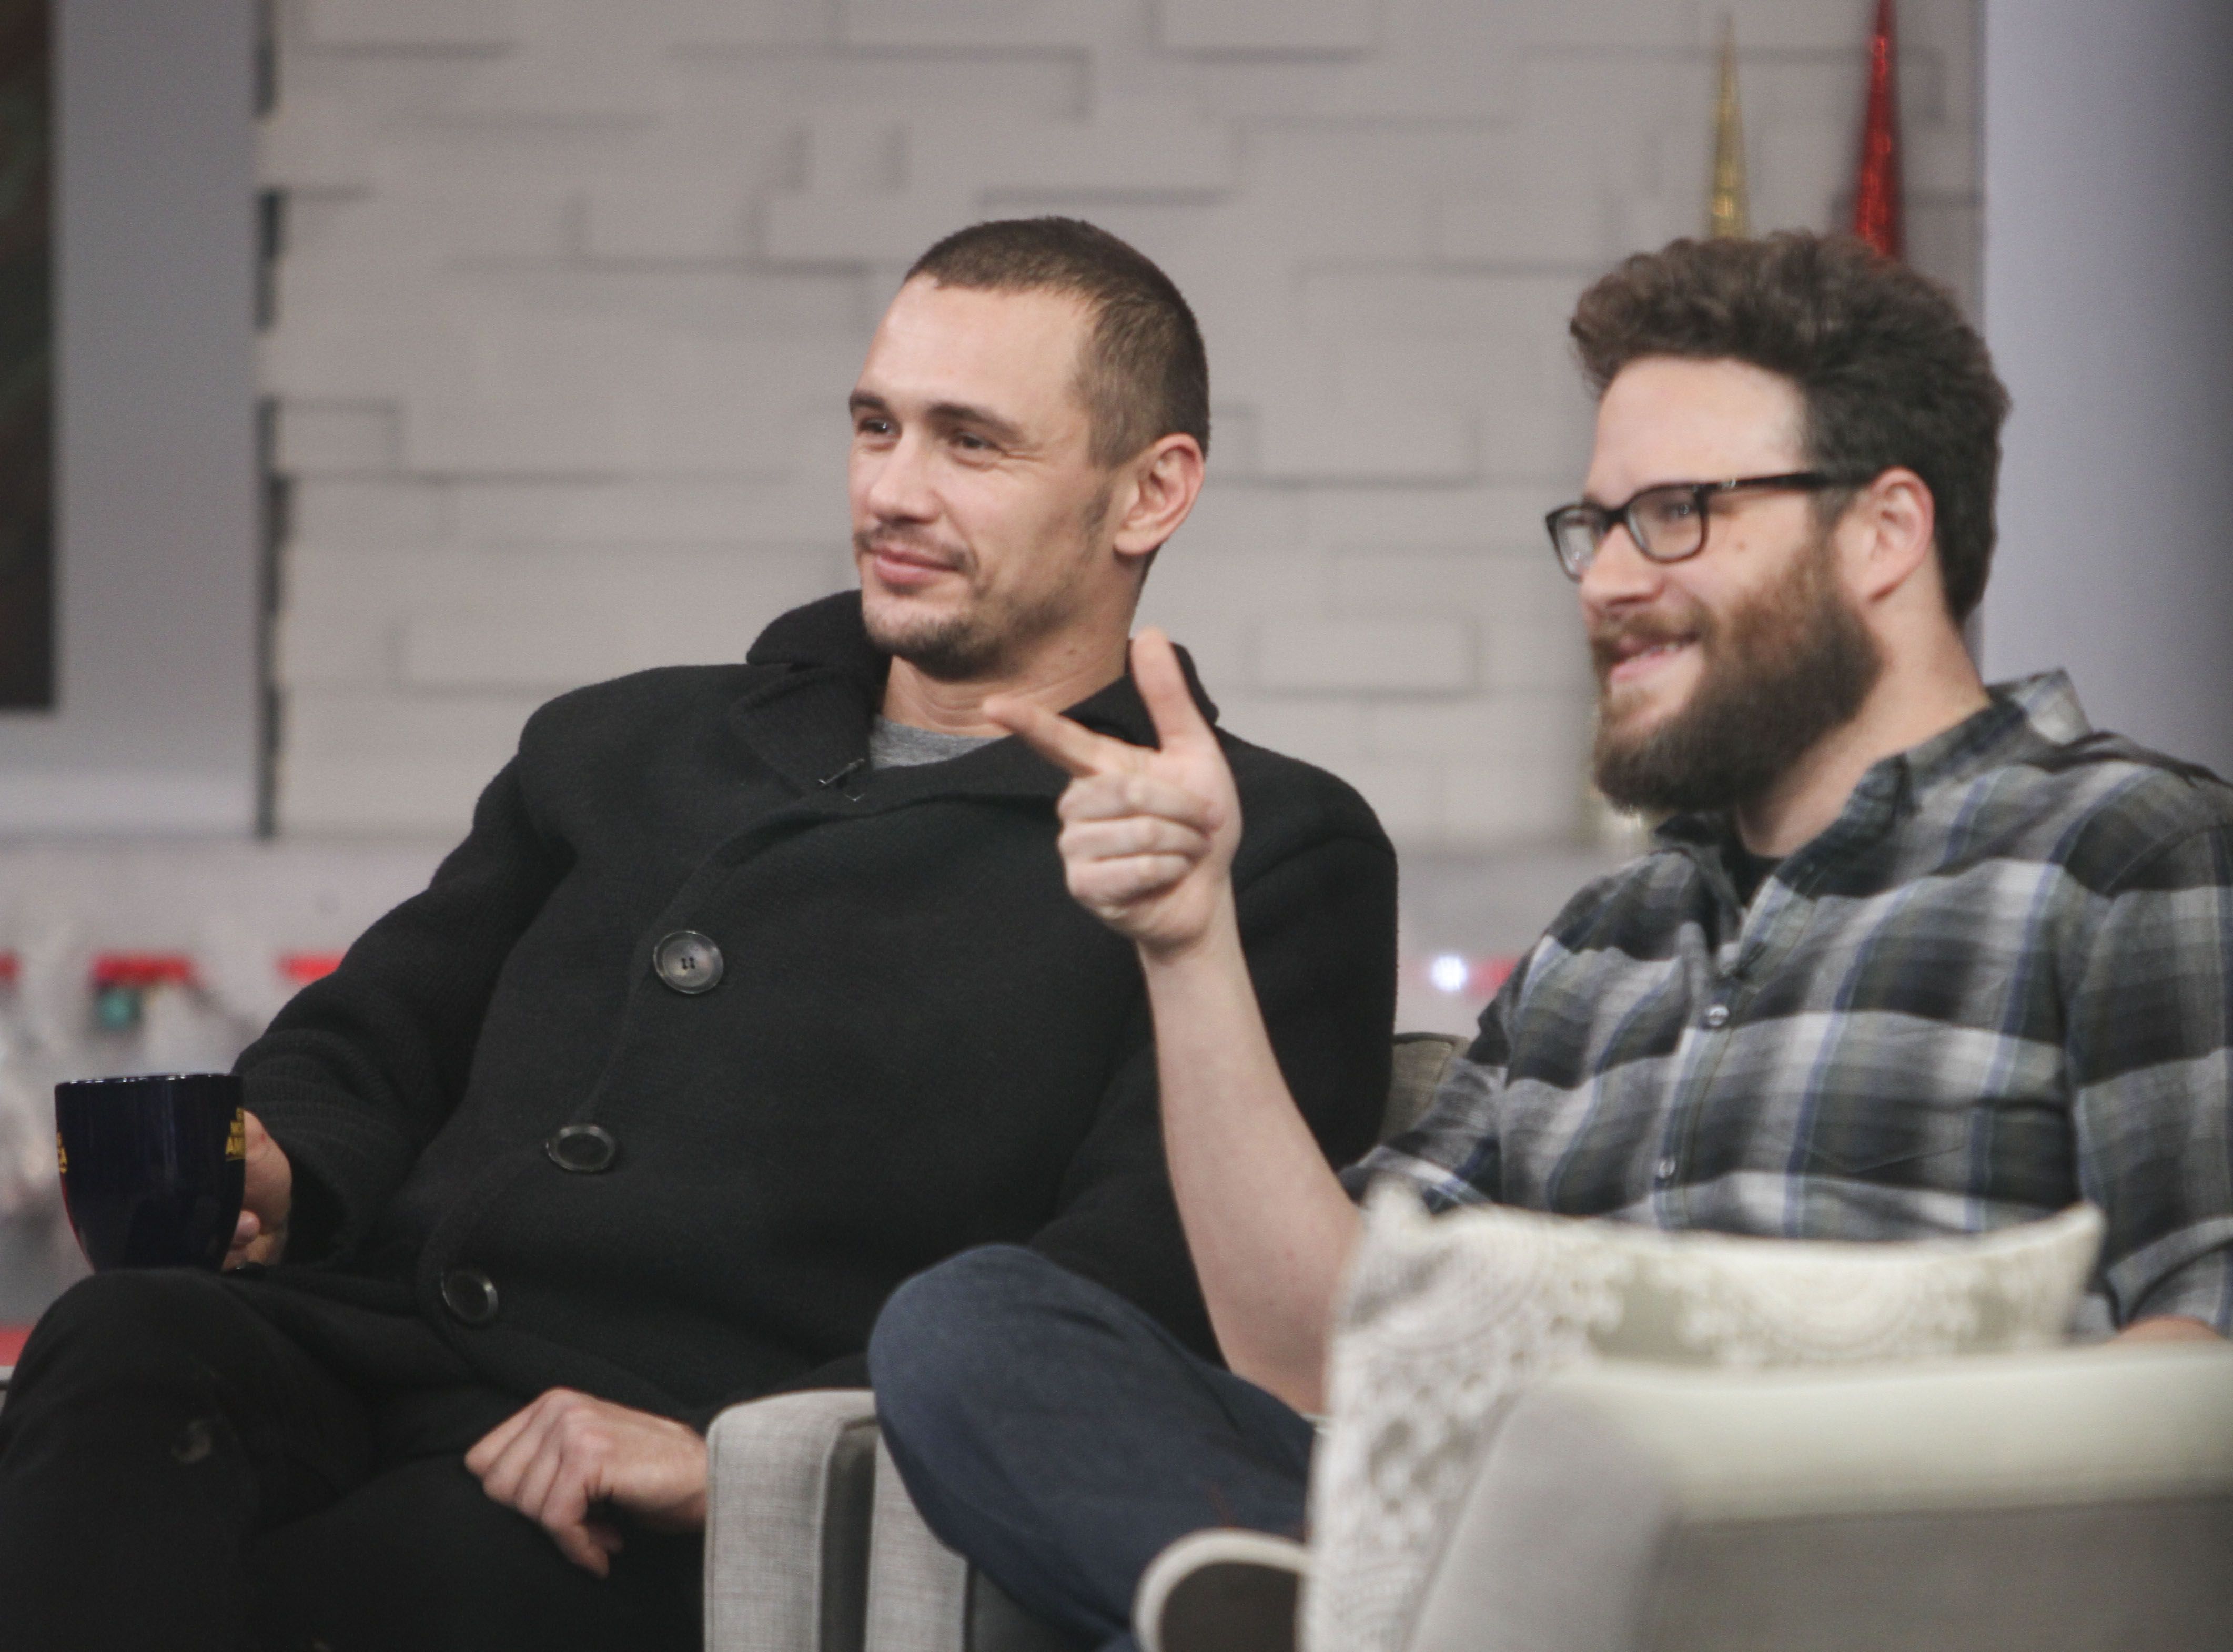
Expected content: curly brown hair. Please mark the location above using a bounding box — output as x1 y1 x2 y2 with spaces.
908 217 1209 469
1569 232 2009 620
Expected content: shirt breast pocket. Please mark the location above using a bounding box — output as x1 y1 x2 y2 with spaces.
1802 1136 1968 1180
1794 1086 1977 1184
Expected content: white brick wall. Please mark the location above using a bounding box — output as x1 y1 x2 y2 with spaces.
259 0 1980 848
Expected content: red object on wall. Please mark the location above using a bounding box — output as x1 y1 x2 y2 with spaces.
89 952 197 991
1473 956 1518 998
279 952 346 986
1852 0 1904 259
0 1324 28 1365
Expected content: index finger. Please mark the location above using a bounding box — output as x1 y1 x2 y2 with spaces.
1129 629 1216 755
984 694 1130 780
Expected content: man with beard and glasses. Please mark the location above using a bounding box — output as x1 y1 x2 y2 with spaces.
865 230 2233 1652
0 218 1398 1652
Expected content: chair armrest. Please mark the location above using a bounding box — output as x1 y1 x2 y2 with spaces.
1407 1343 2233 1652
705 1388 881 1652
1381 1032 1464 1143
862 1431 972 1652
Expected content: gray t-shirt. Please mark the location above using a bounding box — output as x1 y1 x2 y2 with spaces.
867 716 1002 770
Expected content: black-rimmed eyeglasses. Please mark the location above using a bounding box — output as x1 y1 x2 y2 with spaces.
1544 472 1860 581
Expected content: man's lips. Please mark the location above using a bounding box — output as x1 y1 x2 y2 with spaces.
863 541 962 588
1610 638 1692 681
1596 633 1698 685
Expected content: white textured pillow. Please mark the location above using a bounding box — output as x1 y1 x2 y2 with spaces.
1302 1187 2105 1652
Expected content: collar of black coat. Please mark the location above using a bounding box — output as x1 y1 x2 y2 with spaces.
729 590 1220 800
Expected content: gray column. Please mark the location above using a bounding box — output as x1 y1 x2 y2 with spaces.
0 0 258 833
1980 0 2233 778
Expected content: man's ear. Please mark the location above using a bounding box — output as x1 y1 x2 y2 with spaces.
1842 465 1937 605
1110 434 1206 565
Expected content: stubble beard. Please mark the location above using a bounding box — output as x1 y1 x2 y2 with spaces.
857 483 1116 683
861 564 1004 681
1590 531 1883 817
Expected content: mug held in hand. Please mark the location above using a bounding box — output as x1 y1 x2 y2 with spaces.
54 1072 247 1271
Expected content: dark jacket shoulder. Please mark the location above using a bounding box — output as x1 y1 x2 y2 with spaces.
521 663 753 748
1217 727 1392 881
521 594 881 739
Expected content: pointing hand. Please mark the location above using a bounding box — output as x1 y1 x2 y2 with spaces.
986 629 1241 959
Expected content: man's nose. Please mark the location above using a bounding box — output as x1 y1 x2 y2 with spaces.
1576 522 1664 613
861 431 937 521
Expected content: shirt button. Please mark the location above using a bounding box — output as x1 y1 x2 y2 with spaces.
1654 1157 1679 1184
440 1267 500 1326
1703 1002 1731 1029
652 931 724 995
544 1123 619 1174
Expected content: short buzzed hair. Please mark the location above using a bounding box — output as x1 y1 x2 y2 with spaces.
907 217 1210 469
1570 232 2009 620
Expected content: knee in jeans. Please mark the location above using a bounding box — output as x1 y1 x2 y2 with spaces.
871 1245 1066 1417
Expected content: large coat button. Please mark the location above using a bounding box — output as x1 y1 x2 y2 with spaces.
652 930 723 995
544 1123 619 1174
440 1267 500 1326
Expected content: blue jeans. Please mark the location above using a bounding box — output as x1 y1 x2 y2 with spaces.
870 1246 1313 1651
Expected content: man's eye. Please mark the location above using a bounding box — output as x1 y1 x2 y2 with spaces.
1641 493 1696 525
855 417 894 438
953 431 996 454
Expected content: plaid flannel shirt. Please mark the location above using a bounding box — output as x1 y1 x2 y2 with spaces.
1352 672 2233 1336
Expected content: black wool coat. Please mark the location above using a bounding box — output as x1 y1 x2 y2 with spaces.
236 593 1397 1427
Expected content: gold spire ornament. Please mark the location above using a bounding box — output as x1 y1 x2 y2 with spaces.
1706 17 1750 239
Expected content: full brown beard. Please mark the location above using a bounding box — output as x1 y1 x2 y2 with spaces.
1590 531 1882 816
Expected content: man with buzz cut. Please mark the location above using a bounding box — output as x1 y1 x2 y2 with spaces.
868 230 2233 1652
0 218 1398 1652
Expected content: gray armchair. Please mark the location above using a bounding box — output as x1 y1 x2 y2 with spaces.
702 1032 1468 1652
704 1389 879 1652
704 1033 2233 1652
708 1391 1083 1652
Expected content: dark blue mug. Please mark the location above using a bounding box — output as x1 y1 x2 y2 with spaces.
54 1073 246 1271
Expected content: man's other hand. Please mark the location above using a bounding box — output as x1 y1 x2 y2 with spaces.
987 628 1242 959
224 1110 292 1269
2113 1315 2224 1346
464 1390 709 1576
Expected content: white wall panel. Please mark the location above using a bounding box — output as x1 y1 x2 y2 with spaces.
260 0 1983 843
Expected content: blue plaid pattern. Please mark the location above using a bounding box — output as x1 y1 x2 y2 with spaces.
1352 673 2233 1336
